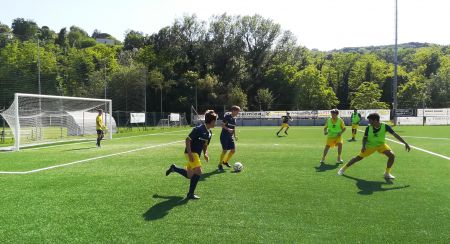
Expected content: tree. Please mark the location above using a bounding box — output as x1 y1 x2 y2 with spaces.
293 65 338 109
67 26 92 48
39 26 56 42
228 86 248 109
397 78 428 108
255 88 275 110
124 30 145 50
11 18 38 41
350 82 389 109
56 28 67 47
428 56 450 107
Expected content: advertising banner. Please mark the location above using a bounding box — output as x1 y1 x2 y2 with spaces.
130 113 146 123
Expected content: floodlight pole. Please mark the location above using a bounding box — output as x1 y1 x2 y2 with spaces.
393 0 398 125
37 38 42 139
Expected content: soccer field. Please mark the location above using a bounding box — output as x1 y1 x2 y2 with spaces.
1 126 449 243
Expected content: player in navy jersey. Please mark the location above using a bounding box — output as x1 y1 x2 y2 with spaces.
165 110 218 200
218 105 241 172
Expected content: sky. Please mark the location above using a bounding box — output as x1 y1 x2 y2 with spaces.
1 0 449 51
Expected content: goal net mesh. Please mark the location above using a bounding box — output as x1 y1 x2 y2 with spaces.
0 93 116 150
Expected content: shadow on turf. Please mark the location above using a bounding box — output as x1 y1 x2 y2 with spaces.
64 147 94 151
343 175 410 195
143 194 188 221
314 162 341 172
200 170 223 181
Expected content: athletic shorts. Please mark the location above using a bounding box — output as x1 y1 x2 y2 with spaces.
185 153 201 170
281 123 289 128
220 134 235 150
326 136 343 147
96 129 104 135
358 144 392 158
351 124 359 130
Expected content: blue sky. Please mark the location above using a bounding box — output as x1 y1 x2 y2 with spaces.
1 0 449 51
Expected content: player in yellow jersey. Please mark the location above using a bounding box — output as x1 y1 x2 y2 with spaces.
96 109 105 148
338 113 410 179
348 109 362 142
320 109 346 164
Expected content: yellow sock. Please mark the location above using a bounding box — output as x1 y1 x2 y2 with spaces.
219 151 227 165
224 151 235 163
385 167 392 173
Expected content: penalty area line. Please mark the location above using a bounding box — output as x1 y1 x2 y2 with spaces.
357 129 450 161
0 140 184 175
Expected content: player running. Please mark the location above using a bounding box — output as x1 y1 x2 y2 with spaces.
165 110 218 200
276 112 292 136
218 105 241 172
338 113 411 179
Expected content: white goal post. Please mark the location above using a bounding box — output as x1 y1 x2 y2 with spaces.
0 93 115 151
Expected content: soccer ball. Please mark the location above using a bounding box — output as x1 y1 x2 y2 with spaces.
233 162 243 172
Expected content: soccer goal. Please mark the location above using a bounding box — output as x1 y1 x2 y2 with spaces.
0 93 116 151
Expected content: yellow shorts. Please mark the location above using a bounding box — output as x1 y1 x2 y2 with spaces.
326 136 343 147
281 123 289 128
351 124 359 130
358 144 392 158
185 153 202 170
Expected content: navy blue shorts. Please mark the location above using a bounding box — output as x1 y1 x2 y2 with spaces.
220 134 235 150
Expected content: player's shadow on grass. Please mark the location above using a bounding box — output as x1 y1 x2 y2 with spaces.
343 175 410 195
143 194 188 221
200 170 222 181
64 147 93 151
314 162 341 172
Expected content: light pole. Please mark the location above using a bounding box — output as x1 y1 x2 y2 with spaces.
393 0 399 125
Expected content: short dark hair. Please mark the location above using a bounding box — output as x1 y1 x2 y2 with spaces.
367 113 380 121
231 105 241 111
330 108 339 114
204 110 218 124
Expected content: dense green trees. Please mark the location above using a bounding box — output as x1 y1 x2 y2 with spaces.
0 15 449 114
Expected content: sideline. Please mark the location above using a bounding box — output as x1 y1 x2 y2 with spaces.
0 140 184 175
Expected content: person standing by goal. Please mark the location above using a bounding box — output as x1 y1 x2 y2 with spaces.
96 109 105 147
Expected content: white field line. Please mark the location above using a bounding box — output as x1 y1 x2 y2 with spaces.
357 129 450 161
0 140 184 175
22 129 189 151
401 136 450 141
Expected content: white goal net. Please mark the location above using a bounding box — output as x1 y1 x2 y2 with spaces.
0 93 116 151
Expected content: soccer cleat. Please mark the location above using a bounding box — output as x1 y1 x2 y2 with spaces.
217 164 224 172
186 193 200 200
337 159 344 164
223 162 231 168
337 167 345 175
384 173 396 179
165 164 175 176
276 132 279 136
320 160 325 164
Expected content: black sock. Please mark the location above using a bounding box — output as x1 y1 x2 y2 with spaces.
96 138 100 145
188 174 200 196
173 166 188 178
